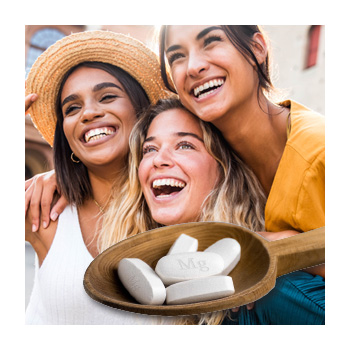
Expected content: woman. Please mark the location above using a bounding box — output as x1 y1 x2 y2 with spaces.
99 97 266 324
101 98 265 244
25 30 175 324
159 25 325 324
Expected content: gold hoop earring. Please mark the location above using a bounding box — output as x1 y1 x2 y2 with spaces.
71 152 80 163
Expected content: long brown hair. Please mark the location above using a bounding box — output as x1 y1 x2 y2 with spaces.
54 61 150 206
99 98 266 324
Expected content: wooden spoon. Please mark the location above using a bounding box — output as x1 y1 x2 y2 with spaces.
84 222 324 316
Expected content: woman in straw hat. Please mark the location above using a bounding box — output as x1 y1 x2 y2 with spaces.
158 25 325 324
25 30 181 324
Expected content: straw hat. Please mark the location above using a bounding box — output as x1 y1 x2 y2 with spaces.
25 30 174 146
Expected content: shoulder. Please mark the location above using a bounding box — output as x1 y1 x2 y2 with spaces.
266 101 325 231
282 100 325 166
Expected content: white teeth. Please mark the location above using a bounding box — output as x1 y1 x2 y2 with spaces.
152 178 186 189
84 127 115 143
193 79 224 97
197 90 216 100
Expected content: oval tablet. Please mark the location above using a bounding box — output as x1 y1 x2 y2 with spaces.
155 251 224 286
204 238 241 275
118 258 166 305
167 234 198 255
166 276 235 305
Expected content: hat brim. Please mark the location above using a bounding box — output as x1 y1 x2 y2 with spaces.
25 30 174 146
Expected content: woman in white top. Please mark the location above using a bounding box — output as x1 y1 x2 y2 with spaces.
25 30 173 324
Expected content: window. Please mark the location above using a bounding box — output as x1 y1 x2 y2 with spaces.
25 28 65 77
305 25 321 69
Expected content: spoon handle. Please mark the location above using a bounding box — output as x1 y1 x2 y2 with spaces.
267 226 325 277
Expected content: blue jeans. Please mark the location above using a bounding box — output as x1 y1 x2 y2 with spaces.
222 271 325 325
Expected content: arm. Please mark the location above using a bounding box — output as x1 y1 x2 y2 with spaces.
25 93 68 230
231 229 324 314
294 150 325 278
263 128 325 279
25 170 68 231
26 204 57 266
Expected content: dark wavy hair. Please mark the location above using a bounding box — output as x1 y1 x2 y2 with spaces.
159 25 273 99
53 61 150 206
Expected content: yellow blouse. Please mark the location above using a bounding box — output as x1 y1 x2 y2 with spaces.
265 100 325 233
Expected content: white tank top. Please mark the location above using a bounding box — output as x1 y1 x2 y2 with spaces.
25 206 174 325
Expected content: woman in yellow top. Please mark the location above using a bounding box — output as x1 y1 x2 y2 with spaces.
159 25 324 324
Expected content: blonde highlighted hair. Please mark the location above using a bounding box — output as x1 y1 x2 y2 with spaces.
99 98 266 325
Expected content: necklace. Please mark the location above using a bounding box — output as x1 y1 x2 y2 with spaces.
93 199 105 214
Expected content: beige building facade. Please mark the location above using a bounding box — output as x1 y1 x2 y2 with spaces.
263 25 325 114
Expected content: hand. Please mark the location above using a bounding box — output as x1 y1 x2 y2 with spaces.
257 230 300 241
232 302 255 313
258 230 325 278
25 93 38 115
25 170 68 231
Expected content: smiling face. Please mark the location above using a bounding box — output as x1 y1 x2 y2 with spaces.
138 108 219 226
164 25 260 126
61 66 137 172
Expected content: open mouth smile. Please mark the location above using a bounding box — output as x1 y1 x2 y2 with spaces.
84 127 116 143
152 178 186 198
192 79 224 99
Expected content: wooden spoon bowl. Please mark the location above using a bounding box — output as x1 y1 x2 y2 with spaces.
84 222 324 316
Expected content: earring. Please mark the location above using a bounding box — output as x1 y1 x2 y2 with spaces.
71 152 80 163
